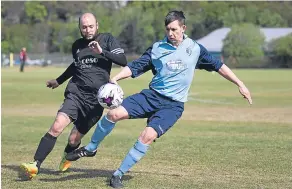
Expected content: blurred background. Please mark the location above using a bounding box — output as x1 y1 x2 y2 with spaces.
1 1 292 68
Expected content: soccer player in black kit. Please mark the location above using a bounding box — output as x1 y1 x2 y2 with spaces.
20 13 127 180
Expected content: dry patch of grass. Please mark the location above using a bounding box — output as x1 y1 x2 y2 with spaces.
182 106 292 124
3 104 292 124
2 104 110 117
2 105 59 117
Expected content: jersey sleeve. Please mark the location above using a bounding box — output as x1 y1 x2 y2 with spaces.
56 42 76 84
195 43 223 72
107 34 125 54
127 46 153 78
102 34 127 66
56 63 74 85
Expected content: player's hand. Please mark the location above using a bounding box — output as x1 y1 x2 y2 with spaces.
46 79 59 89
88 41 102 54
238 84 252 105
109 78 118 85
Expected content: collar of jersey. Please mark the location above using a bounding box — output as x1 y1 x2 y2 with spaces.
160 34 188 48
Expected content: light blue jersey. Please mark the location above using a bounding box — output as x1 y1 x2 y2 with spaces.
149 37 200 102
128 35 223 102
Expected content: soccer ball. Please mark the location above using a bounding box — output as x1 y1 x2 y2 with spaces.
97 83 124 109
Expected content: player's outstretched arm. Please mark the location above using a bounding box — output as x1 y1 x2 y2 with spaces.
218 64 252 105
110 66 132 84
46 63 74 89
111 46 153 85
55 63 75 85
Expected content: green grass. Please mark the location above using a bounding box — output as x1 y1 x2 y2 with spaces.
1 67 292 189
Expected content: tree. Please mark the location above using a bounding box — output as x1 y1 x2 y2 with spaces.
24 2 47 23
50 22 80 53
1 1 25 25
2 1 291 55
1 41 10 54
220 7 247 27
223 23 265 59
257 9 287 27
84 2 116 34
29 23 51 53
186 1 226 39
116 5 155 53
118 1 183 53
1 24 30 53
268 34 292 67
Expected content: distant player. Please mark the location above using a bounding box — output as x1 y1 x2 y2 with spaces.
66 10 252 188
19 47 27 72
20 12 127 179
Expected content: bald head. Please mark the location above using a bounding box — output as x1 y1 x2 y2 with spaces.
79 13 98 40
79 13 97 26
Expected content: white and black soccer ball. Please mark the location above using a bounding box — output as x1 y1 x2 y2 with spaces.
97 83 124 109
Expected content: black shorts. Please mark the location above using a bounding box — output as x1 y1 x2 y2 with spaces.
58 93 104 135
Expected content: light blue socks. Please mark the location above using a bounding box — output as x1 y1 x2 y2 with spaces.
85 115 115 152
113 140 149 178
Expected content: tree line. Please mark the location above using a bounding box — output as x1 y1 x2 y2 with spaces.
2 1 292 67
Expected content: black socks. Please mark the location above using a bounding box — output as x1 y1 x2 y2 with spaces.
33 132 57 168
64 142 81 153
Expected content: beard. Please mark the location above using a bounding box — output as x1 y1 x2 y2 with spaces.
80 30 98 41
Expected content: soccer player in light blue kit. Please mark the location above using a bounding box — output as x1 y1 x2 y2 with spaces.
66 10 252 188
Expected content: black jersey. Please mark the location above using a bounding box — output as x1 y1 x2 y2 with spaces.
56 33 127 100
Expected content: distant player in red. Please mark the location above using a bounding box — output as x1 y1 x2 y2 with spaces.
19 47 27 72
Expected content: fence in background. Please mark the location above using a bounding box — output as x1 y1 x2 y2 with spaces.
1 53 290 68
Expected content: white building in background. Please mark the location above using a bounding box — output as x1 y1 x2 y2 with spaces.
196 27 292 57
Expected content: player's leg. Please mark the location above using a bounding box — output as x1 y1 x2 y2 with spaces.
60 103 103 170
59 126 82 172
20 60 24 72
20 98 78 179
85 105 129 151
65 105 129 161
20 112 72 179
82 90 157 152
66 91 154 161
110 106 184 188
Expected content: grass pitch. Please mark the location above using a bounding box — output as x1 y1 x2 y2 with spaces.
1 67 292 189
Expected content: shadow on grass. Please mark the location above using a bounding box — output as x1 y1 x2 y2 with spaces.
2 164 133 183
3 164 181 183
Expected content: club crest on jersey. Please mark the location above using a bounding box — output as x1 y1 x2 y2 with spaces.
166 60 187 71
186 47 192 56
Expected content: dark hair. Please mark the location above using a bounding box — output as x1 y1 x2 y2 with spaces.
165 10 186 26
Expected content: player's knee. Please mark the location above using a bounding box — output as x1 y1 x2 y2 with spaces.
49 121 64 136
107 111 119 122
107 107 128 122
68 134 81 146
49 114 70 136
139 127 158 145
68 139 81 146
